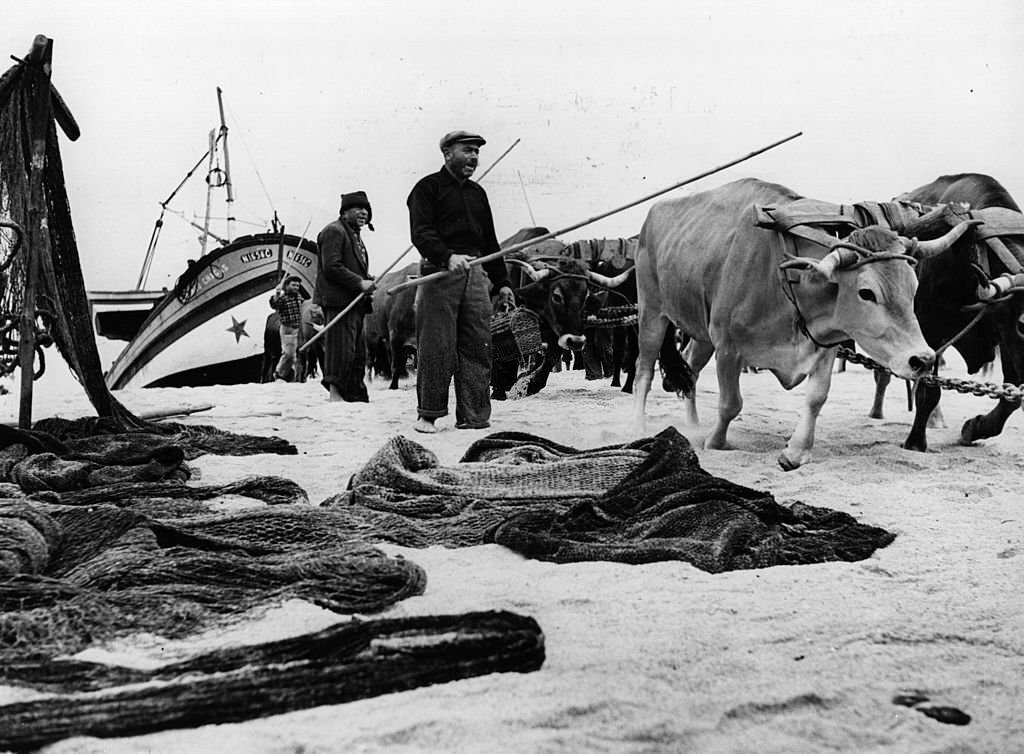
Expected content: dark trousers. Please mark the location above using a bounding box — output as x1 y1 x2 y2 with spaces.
415 264 493 425
321 306 369 402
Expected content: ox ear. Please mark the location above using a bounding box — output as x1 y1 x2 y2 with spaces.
584 290 605 314
516 280 549 310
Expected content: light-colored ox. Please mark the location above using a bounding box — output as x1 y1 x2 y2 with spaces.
631 178 976 469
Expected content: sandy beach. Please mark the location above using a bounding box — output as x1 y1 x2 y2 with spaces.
1 352 1022 753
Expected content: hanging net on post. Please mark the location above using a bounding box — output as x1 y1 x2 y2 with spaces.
0 40 292 455
0 44 142 426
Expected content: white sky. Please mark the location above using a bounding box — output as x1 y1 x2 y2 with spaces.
5 0 1024 290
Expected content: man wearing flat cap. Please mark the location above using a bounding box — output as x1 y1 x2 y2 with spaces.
313 190 376 402
406 130 515 433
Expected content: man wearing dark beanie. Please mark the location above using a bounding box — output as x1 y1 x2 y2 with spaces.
313 191 376 402
406 131 515 432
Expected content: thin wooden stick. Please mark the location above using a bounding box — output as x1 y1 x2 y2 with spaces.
386 131 803 296
300 138 522 353
277 218 312 284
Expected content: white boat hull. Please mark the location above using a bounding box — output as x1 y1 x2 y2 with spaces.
102 233 318 389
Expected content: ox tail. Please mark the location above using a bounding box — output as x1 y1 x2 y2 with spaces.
658 324 695 397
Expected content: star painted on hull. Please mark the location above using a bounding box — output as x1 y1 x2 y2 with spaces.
226 316 249 342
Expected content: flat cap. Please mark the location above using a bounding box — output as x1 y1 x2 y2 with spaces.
439 130 486 150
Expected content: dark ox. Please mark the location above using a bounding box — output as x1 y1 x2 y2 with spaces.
364 261 418 389
870 173 1024 450
632 178 974 469
491 257 631 400
261 300 324 382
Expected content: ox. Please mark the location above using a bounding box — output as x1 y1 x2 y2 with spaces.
364 261 418 389
492 256 631 400
871 173 1024 450
261 300 324 382
632 178 975 469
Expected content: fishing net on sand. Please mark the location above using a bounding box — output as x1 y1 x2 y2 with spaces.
328 428 896 572
0 610 544 751
1 49 290 457
0 454 545 749
0 424 544 748
0 503 427 661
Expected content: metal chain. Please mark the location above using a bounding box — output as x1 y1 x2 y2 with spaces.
837 346 1024 402
586 305 638 329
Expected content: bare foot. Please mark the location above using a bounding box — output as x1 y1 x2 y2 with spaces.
413 418 438 433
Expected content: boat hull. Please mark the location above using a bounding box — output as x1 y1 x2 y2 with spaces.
102 233 318 390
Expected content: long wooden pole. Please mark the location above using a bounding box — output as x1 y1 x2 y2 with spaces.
216 86 235 243
386 131 802 296
299 137 522 354
19 35 55 429
277 218 312 283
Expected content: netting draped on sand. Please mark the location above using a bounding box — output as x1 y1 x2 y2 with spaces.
0 610 544 751
331 427 897 572
0 419 546 749
0 422 893 748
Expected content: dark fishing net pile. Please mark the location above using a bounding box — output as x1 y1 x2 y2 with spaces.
0 422 548 747
0 610 543 752
0 445 545 748
0 502 427 660
330 428 896 573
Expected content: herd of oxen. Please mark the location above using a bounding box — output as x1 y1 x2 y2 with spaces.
263 172 1024 469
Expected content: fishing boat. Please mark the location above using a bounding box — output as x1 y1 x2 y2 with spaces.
90 89 318 389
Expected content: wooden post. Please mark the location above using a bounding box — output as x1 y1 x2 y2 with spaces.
19 35 55 429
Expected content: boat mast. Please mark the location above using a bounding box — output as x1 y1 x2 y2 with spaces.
216 86 235 244
200 128 217 257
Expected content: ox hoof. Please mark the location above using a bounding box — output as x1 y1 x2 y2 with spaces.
776 453 801 471
901 438 928 453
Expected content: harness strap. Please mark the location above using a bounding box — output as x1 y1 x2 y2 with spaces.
771 227 848 350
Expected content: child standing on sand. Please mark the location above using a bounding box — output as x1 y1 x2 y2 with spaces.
270 275 307 381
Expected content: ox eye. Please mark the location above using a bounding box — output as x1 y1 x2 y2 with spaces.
551 288 565 305
858 289 877 303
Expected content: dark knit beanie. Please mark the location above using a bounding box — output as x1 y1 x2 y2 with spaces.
340 190 374 231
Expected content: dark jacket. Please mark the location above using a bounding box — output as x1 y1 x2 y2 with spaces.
314 218 371 309
407 167 510 293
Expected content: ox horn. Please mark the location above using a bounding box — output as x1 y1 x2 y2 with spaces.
586 267 634 288
505 258 552 282
977 272 1024 301
902 218 982 259
779 245 861 281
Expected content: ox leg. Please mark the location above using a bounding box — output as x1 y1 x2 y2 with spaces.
491 358 516 401
610 328 625 387
388 335 405 390
524 352 558 396
868 370 891 419
960 347 1022 444
621 329 638 394
902 380 942 452
960 397 1020 444
631 315 672 435
681 340 714 426
778 353 835 470
705 351 744 451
